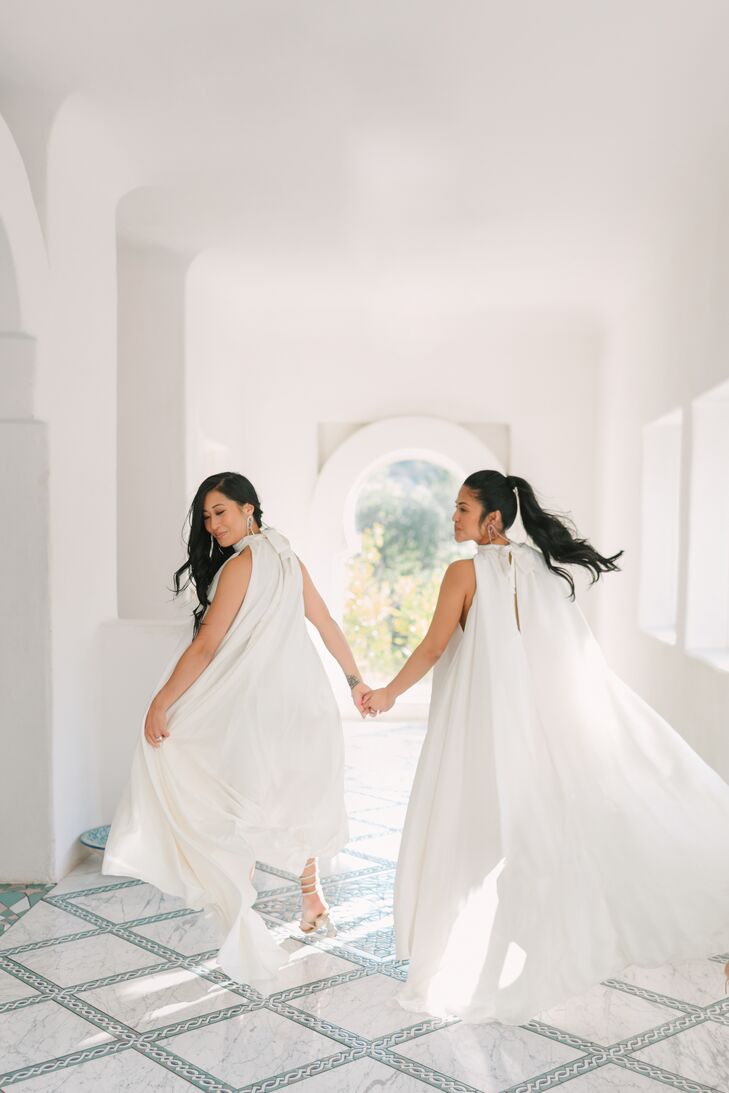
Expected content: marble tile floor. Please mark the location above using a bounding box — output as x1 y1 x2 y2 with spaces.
1 722 729 1092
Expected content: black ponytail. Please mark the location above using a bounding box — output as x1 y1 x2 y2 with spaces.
463 470 622 599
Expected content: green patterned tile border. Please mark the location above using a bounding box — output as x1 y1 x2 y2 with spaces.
0 884 54 938
601 976 707 1018
370 1045 485 1092
235 1048 365 1093
500 1053 609 1093
612 1054 720 1093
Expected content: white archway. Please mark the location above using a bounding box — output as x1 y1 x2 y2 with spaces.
309 416 504 598
0 113 47 337
308 417 505 715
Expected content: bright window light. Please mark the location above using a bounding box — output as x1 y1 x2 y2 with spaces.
686 379 729 671
343 458 471 695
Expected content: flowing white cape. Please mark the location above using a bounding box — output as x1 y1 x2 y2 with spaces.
395 542 729 1024
103 528 348 981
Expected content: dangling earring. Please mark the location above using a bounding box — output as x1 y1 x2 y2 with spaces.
246 513 254 534
209 534 215 558
487 522 497 543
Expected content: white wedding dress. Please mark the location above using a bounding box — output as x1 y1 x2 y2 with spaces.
395 542 729 1025
103 528 348 982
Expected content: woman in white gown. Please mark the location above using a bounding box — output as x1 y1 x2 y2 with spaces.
364 469 729 1025
103 472 369 983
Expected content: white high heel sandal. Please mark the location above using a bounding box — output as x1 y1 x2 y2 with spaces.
299 860 336 937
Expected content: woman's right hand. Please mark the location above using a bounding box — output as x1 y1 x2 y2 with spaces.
144 703 170 748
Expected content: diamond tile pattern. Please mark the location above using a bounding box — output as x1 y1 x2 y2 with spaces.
1 721 728 1091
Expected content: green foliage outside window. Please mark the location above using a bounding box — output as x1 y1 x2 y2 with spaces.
343 460 466 684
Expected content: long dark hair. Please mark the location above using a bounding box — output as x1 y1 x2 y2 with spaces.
463 469 622 599
173 472 263 633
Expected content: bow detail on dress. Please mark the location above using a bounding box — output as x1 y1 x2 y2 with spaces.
232 527 293 559
258 527 294 559
495 542 539 583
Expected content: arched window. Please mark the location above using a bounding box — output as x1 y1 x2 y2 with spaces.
343 457 472 689
308 417 505 711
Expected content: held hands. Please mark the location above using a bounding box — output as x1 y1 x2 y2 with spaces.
362 686 395 717
349 678 395 718
350 682 371 719
144 703 170 749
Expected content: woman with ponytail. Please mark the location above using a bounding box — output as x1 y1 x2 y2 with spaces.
104 472 369 984
364 470 729 1025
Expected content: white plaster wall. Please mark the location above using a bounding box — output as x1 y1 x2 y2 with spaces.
184 260 242 500
0 425 51 879
0 110 52 882
32 96 135 878
98 241 193 818
595 202 729 780
117 241 191 619
186 255 603 572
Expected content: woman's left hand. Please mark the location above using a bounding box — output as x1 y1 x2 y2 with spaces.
144 704 170 748
363 687 394 716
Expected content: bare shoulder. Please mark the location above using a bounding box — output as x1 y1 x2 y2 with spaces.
195 548 254 652
444 558 476 585
438 558 475 601
218 548 252 587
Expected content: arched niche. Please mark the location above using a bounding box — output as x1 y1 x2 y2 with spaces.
307 417 505 716
308 416 505 615
115 201 192 620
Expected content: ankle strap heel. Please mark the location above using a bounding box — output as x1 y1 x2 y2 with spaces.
299 861 336 937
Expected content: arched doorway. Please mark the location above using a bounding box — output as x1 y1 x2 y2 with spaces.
343 456 471 696
308 417 505 714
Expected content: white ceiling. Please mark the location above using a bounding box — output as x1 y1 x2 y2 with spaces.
2 0 728 310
